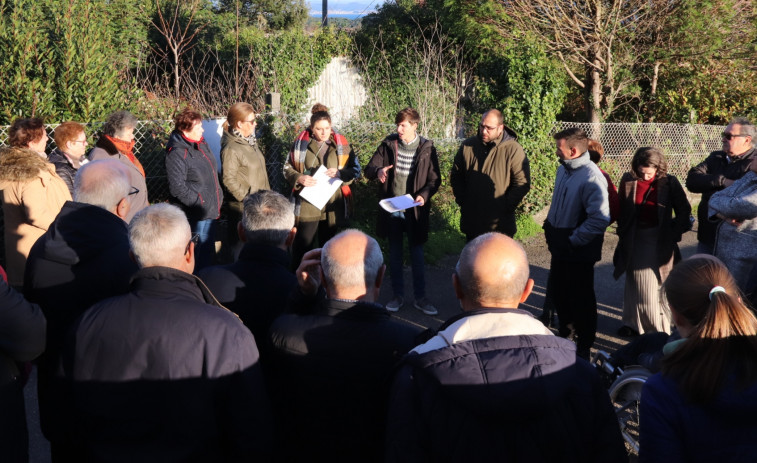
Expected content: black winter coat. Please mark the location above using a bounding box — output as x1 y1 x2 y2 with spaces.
365 134 441 244
0 277 45 462
386 310 627 463
62 266 272 462
198 242 297 360
165 131 224 222
686 147 757 247
268 292 422 462
24 201 138 443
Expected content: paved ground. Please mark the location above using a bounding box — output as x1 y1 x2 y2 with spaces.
24 227 700 462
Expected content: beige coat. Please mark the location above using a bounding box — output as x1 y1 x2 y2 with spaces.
0 148 71 286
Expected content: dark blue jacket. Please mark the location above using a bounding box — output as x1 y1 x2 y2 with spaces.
198 242 296 359
268 292 422 462
24 201 138 443
641 371 757 463
386 310 627 462
62 266 272 462
165 131 223 222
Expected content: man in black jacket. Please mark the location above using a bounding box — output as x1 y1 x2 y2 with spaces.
386 233 627 462
24 159 139 460
63 203 271 462
687 117 756 253
364 107 441 315
269 229 422 462
198 189 297 359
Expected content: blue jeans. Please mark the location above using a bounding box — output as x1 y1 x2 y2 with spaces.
388 214 425 300
191 218 216 271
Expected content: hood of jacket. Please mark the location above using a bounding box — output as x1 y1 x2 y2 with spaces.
0 147 53 184
39 201 129 266
167 130 206 152
404 309 580 417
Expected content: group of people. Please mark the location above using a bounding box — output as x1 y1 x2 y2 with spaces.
1 105 756 462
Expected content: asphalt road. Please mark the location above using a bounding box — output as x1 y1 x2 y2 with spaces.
24 227 700 462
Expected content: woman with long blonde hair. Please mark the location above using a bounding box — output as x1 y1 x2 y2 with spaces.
640 255 757 462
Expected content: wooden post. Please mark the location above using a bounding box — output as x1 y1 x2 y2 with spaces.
265 93 281 115
322 0 328 27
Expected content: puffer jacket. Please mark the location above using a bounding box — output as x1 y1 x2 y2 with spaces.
62 266 271 462
386 308 627 463
364 134 441 244
165 131 224 222
0 147 71 286
544 152 610 263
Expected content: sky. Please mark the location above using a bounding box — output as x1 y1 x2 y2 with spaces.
307 0 384 17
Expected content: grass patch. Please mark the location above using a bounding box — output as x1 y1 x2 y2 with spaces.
514 214 543 242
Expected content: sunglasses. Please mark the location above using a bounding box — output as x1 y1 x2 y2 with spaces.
722 132 750 140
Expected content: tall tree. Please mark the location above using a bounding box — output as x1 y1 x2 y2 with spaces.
486 0 679 123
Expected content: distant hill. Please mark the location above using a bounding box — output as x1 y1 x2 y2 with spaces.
306 15 362 28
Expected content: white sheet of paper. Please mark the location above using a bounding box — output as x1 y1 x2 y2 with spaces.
379 194 422 213
298 165 343 210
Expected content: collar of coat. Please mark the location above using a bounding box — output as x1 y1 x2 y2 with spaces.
560 151 592 170
131 266 227 310
412 307 552 355
288 128 349 173
0 146 55 183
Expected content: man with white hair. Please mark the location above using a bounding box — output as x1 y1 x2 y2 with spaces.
62 203 271 461
24 159 140 460
268 229 421 462
199 190 298 353
385 233 626 462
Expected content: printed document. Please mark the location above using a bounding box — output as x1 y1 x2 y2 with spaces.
299 165 343 210
379 194 422 212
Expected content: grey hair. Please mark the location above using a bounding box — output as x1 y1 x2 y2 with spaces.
128 204 191 268
74 160 130 211
102 110 138 139
455 232 530 304
730 117 756 146
321 229 383 291
241 190 295 246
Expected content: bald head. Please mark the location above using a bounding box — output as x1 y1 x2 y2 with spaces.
455 233 531 309
74 159 131 215
321 229 384 301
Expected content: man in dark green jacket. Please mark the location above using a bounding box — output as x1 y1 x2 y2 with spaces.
451 109 531 241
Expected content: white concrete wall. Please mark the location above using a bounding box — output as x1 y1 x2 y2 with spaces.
305 56 367 128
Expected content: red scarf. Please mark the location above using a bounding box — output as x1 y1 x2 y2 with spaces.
106 135 145 177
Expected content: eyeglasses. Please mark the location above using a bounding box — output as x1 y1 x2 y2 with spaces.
128 186 139 196
243 119 256 124
185 233 200 255
722 132 750 140
71 139 88 145
480 124 501 132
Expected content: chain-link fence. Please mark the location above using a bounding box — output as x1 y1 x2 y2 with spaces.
550 122 726 181
0 118 727 267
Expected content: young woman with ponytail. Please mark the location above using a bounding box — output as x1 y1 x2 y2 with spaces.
639 255 757 462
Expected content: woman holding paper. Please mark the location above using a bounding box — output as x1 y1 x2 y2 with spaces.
365 108 441 315
284 103 360 267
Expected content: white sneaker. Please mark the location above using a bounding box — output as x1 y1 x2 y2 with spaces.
413 298 438 316
386 296 404 312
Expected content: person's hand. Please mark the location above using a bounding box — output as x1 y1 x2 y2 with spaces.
325 168 340 179
296 248 322 296
377 165 393 183
297 175 317 187
414 195 425 207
